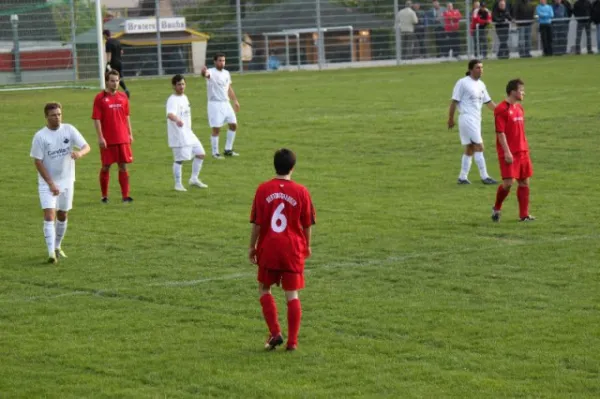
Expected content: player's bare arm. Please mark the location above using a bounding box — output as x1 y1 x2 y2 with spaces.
71 144 91 160
496 132 513 164
167 113 184 127
93 119 107 149
127 116 134 143
448 100 459 129
34 159 59 195
201 66 210 79
229 86 240 112
304 226 312 258
248 223 261 264
485 101 497 111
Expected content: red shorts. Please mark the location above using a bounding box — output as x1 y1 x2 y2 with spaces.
101 143 133 166
499 152 532 180
257 268 305 291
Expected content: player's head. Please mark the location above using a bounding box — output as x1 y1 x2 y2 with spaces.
103 29 111 39
172 74 186 94
506 78 525 101
213 52 226 70
466 59 483 79
44 102 62 129
274 148 296 176
105 70 120 93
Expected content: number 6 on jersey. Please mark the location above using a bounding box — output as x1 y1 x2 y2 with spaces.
271 203 287 233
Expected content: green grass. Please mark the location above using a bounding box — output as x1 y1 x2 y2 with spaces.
1 56 599 398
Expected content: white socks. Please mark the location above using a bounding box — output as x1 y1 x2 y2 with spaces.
55 220 68 250
225 130 236 151
474 152 489 179
192 158 203 180
43 221 55 257
211 136 219 155
173 163 182 185
459 155 473 180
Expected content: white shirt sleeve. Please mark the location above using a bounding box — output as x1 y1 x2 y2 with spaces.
166 96 177 116
451 80 463 102
30 133 44 160
69 125 88 149
482 85 492 103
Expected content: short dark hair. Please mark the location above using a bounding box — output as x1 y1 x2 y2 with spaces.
172 74 185 85
506 78 524 95
44 102 62 116
274 148 296 175
105 69 120 81
466 59 482 76
213 52 226 61
103 29 111 37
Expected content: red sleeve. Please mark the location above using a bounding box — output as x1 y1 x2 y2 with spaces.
494 104 507 134
301 188 316 228
92 94 102 120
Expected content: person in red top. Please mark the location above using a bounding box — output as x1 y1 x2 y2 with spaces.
443 3 462 57
471 4 492 57
92 70 134 203
249 148 316 351
492 78 535 222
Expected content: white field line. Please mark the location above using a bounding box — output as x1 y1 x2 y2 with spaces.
3 233 597 303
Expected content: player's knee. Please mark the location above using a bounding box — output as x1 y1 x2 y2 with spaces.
56 211 68 222
285 290 299 301
195 154 205 160
465 146 474 156
473 143 484 152
258 284 271 296
101 165 111 172
228 123 237 131
517 179 529 187
118 164 127 172
503 179 514 190
43 210 55 222
175 161 183 165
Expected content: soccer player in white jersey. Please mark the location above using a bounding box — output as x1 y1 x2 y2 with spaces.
201 52 241 159
166 74 208 191
448 59 498 185
30 103 90 264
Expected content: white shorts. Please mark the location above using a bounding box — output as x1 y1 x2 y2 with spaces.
458 116 483 145
39 183 74 211
172 144 205 162
208 101 237 128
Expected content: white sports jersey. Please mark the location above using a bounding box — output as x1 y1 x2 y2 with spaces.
451 76 491 120
30 123 88 189
166 93 201 148
206 67 231 102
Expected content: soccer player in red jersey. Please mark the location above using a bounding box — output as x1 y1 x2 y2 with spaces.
249 148 316 351
92 70 134 203
492 78 535 222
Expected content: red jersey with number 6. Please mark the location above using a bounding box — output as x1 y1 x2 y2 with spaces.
250 178 316 273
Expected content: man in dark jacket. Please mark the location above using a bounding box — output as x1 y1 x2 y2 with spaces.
493 0 513 58
591 0 600 54
512 0 535 57
573 0 593 53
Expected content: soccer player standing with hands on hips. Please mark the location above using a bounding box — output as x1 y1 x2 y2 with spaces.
92 70 134 203
201 53 241 159
166 74 208 191
31 103 90 264
448 59 498 185
249 149 316 351
492 79 535 222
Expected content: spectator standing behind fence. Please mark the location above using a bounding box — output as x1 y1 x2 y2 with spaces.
513 0 535 57
573 0 593 54
472 4 492 58
443 3 463 58
426 1 447 57
552 0 569 55
413 3 427 58
493 0 513 58
536 0 554 56
397 1 419 60
592 0 600 53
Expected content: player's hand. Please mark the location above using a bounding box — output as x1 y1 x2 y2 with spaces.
201 65 208 78
248 247 257 264
49 183 60 196
71 151 81 160
98 137 107 149
176 120 184 127
447 119 455 129
504 152 513 164
129 135 134 144
305 247 312 259
233 100 240 113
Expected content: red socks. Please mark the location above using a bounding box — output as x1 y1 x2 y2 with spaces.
260 294 281 337
99 170 110 198
287 298 302 347
517 186 530 218
494 185 511 211
118 170 130 199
